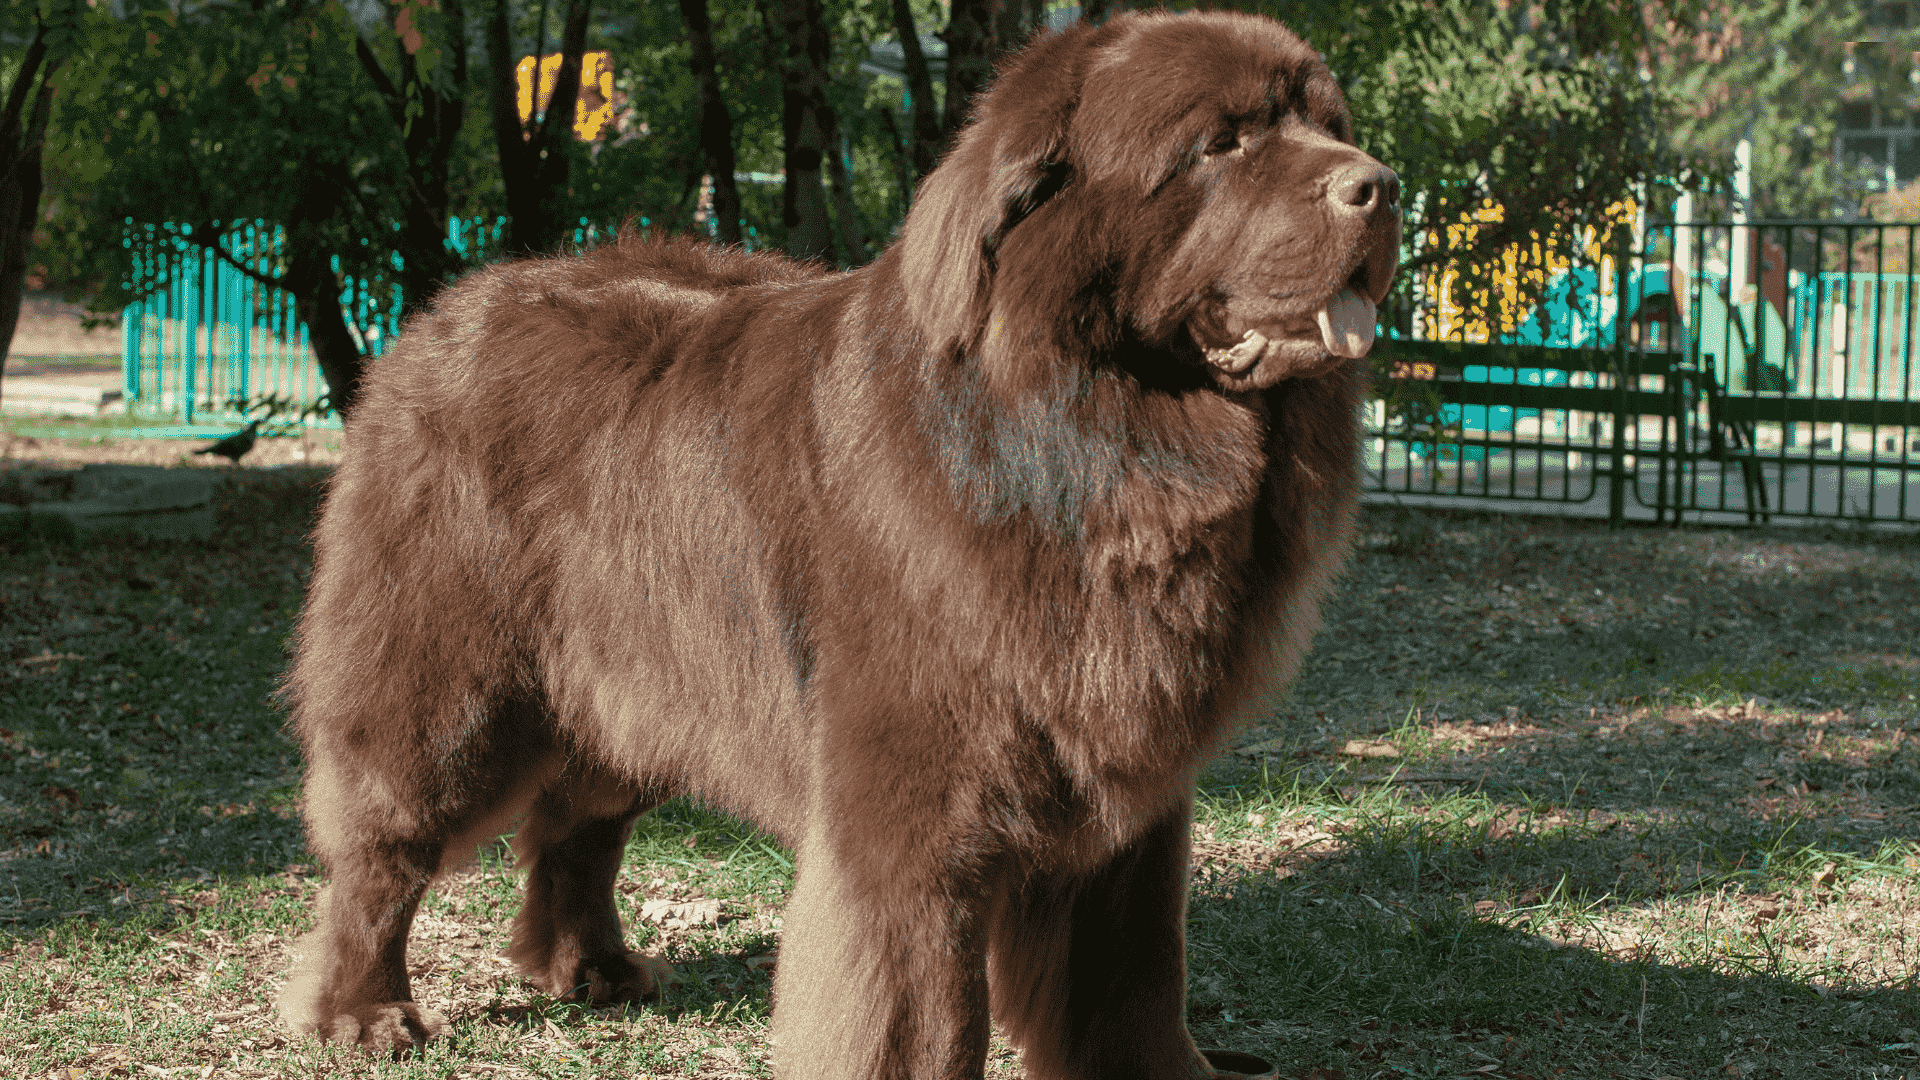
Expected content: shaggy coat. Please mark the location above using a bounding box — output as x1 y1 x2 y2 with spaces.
280 11 1400 1080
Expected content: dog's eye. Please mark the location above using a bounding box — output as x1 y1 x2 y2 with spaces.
1204 130 1242 158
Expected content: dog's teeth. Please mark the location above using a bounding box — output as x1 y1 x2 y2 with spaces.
1206 328 1266 373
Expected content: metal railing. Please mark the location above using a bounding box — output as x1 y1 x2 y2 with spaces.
1370 217 1920 527
116 217 613 427
120 221 344 427
118 211 1920 525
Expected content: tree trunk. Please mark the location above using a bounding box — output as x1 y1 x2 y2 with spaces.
940 0 1042 136
532 0 591 249
288 260 369 419
681 0 742 244
485 0 536 251
359 1 468 320
890 0 942 180
877 108 915 213
284 176 368 417
771 0 835 262
400 0 467 317
824 122 866 263
487 0 593 256
0 26 52 403
940 0 998 137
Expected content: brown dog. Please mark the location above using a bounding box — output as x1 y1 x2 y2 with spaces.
280 10 1398 1078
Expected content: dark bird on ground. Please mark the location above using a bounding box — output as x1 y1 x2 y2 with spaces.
193 420 260 462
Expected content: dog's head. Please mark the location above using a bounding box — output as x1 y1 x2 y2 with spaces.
899 11 1400 393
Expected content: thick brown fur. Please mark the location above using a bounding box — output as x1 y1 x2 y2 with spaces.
280 11 1400 1078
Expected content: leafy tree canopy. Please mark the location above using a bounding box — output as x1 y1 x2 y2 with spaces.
1653 0 1882 219
28 0 1882 348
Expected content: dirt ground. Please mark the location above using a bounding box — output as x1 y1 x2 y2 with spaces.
5 290 119 360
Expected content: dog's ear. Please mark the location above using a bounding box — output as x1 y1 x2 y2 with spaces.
897 21 1106 356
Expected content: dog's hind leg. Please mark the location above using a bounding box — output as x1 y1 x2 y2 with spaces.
281 693 561 1054
987 803 1216 1080
505 766 678 1005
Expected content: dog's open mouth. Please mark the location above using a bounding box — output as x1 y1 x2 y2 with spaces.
1194 249 1391 381
1201 285 1375 374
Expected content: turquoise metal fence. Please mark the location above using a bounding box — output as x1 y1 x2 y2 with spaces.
121 220 391 427
117 216 619 428
127 210 1913 525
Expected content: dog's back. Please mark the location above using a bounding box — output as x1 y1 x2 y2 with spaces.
288 239 832 847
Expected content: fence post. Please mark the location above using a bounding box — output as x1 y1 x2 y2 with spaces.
182 240 197 426
1608 225 1630 530
121 300 141 404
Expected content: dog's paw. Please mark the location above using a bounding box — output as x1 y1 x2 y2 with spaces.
575 950 680 1004
301 1002 448 1054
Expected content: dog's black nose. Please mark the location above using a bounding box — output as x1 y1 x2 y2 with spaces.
1328 163 1400 215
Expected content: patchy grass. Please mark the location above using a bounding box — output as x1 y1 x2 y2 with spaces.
0 452 1915 1078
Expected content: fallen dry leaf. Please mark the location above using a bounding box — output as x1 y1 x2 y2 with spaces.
1339 739 1399 759
639 897 724 929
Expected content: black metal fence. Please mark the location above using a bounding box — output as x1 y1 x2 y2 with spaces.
1369 218 1920 527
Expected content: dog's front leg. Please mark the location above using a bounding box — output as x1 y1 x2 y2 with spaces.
988 801 1217 1080
770 829 994 1080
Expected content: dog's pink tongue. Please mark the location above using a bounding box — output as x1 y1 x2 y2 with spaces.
1316 287 1377 359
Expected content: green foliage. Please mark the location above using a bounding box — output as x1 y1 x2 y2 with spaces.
580 0 916 258
576 0 780 239
36 0 929 304
1653 0 1881 217
47 0 439 312
1254 0 1693 281
30 0 1858 314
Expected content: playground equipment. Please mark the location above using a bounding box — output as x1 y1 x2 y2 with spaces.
1375 209 1920 526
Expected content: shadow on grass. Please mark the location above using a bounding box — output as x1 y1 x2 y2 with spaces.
0 468 323 936
1185 852 1917 1079
1189 753 1920 1074
1199 507 1920 1074
1270 505 1920 872
3 475 1917 1075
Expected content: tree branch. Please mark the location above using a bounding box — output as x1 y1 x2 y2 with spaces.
889 0 941 179
189 224 287 290
536 0 591 150
354 34 408 131
445 0 469 88
0 134 46 190
0 24 48 149
682 0 742 243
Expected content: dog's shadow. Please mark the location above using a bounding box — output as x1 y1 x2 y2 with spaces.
463 940 776 1038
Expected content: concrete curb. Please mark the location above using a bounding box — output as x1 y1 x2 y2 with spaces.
0 463 214 540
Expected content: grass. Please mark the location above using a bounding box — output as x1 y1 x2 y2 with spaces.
0 453 1916 1078
3 419 346 468
4 355 120 377
4 412 211 439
